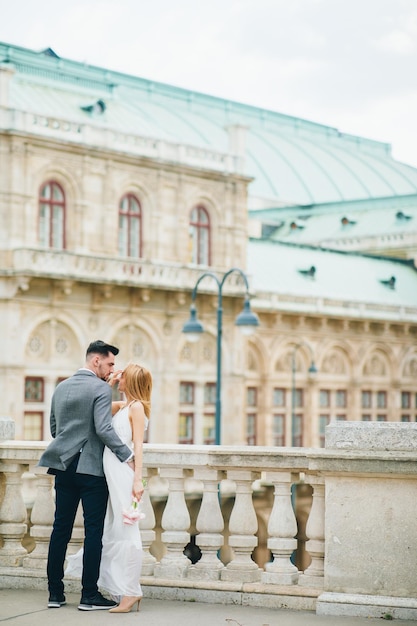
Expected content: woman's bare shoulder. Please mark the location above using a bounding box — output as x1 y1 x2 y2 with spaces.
111 400 126 414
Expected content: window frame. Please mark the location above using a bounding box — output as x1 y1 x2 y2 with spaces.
179 412 194 444
23 411 44 440
180 381 195 404
189 205 211 265
118 193 142 258
24 376 44 402
272 413 285 446
38 180 66 249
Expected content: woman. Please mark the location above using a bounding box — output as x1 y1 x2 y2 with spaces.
66 363 152 613
100 363 151 613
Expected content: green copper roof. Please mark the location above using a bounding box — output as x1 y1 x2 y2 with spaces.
249 194 417 246
248 239 417 311
2 41 417 206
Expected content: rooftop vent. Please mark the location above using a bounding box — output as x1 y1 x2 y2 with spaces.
396 210 412 221
341 216 357 226
80 99 106 115
380 276 396 290
298 265 316 279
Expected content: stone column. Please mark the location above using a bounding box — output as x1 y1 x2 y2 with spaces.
188 468 225 580
22 468 55 569
139 468 157 576
298 475 325 587
153 467 191 578
0 461 28 566
262 471 299 584
0 63 15 108
221 470 261 582
0 417 15 440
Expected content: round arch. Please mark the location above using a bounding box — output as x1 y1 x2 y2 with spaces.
23 312 84 368
358 343 396 379
109 316 162 372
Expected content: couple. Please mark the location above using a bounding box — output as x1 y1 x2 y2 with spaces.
38 340 152 613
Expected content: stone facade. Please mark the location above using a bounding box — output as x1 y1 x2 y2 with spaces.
1 49 417 446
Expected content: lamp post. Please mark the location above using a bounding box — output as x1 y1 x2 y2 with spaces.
291 342 318 447
182 268 260 445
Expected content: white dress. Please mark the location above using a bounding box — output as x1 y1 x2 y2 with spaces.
98 404 148 598
65 403 148 598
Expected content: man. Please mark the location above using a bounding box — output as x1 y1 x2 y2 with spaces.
38 340 133 611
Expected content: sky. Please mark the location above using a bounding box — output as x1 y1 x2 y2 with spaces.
1 0 417 167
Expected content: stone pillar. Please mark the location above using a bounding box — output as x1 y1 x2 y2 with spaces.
188 468 225 580
317 421 417 620
0 416 15 440
225 124 247 173
262 471 299 584
22 468 55 569
0 461 28 566
298 475 325 587
221 470 261 583
0 63 15 108
153 467 191 578
139 468 157 576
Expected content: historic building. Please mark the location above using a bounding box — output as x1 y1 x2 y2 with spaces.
1 41 417 446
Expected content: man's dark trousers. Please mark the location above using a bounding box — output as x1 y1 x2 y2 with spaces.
47 454 108 598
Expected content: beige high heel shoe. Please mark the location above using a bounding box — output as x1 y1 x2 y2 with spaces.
109 596 142 613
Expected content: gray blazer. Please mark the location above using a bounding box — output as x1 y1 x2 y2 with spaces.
38 369 132 477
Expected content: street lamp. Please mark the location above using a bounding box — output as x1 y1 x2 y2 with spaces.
291 342 318 447
182 268 260 445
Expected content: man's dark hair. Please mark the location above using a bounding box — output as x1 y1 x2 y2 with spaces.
86 340 119 357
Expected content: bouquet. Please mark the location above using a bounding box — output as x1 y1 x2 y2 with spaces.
122 479 147 525
122 496 145 525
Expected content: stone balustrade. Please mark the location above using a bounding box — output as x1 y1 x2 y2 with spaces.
0 108 243 174
1 420 417 620
2 248 252 295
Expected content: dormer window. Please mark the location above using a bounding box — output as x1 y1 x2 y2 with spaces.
341 216 357 226
41 48 60 58
261 222 282 238
80 99 106 115
396 210 412 221
380 276 396 290
290 220 305 230
298 265 316 279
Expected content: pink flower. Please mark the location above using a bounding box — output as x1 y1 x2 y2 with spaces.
122 497 145 525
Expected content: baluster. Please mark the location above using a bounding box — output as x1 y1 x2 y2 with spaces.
262 471 299 584
153 468 191 578
0 462 28 566
299 475 325 587
188 468 225 580
22 468 54 569
139 468 157 576
221 470 261 583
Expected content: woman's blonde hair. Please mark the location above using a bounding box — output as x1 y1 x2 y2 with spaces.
123 363 152 418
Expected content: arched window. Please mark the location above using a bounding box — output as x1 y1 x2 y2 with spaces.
38 181 65 249
118 194 142 257
190 205 210 265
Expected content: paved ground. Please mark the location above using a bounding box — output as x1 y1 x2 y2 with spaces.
1 589 416 625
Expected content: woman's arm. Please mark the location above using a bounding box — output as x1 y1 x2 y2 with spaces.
111 400 124 415
129 401 146 500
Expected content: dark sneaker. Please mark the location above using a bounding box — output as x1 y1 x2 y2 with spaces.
48 593 66 608
78 592 118 611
